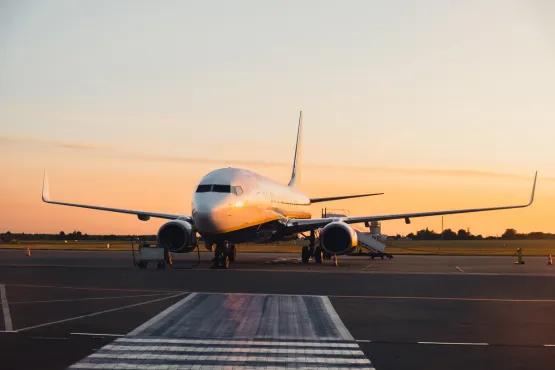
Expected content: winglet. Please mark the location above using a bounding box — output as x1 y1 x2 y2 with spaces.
529 171 537 205
288 111 303 188
42 170 50 202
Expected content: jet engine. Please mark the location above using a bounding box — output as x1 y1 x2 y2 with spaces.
320 221 358 255
157 220 196 253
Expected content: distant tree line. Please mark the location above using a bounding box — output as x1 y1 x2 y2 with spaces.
391 228 555 241
0 231 155 243
2 228 554 243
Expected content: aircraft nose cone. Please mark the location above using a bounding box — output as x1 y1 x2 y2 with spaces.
192 195 229 233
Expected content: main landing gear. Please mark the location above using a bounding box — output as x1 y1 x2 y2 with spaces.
301 230 329 264
212 241 237 269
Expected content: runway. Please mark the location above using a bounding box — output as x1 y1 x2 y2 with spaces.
0 250 554 369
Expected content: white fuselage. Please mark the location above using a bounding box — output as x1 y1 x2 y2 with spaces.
191 168 311 242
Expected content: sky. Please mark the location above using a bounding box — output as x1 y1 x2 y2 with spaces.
1 0 554 236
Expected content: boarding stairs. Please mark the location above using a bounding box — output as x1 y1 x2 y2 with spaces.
350 224 387 253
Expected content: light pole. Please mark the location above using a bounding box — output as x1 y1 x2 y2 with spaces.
441 216 444 240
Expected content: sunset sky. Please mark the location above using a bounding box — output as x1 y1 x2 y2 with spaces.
1 0 554 236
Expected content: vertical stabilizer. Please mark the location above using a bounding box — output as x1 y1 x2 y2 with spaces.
288 111 303 188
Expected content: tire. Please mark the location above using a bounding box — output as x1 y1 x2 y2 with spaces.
229 245 237 262
314 247 323 264
301 246 310 264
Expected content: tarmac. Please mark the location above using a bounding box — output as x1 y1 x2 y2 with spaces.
0 249 554 370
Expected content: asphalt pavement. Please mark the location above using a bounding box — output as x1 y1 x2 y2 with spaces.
0 250 553 370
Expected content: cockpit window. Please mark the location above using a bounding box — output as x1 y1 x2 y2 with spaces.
212 185 231 193
196 184 242 195
231 186 243 196
196 184 212 193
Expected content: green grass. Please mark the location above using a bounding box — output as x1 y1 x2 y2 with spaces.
2 239 553 256
384 240 555 256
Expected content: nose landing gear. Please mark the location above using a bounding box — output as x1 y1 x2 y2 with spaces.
212 241 237 269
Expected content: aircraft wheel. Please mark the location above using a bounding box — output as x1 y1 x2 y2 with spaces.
229 244 237 262
314 247 323 264
138 261 148 269
301 246 310 264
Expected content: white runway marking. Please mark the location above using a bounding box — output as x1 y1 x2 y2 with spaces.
3 283 183 294
0 284 13 331
70 365 376 370
70 292 375 369
418 341 489 346
356 339 372 343
17 293 185 332
118 337 360 348
103 344 362 354
544 344 555 347
128 292 197 335
322 296 355 340
328 294 555 303
71 333 125 337
455 266 464 273
90 353 373 364
10 292 173 305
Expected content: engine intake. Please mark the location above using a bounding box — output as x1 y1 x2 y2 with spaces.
157 220 196 253
320 221 358 255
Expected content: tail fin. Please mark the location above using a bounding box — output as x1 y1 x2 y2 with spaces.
288 111 303 188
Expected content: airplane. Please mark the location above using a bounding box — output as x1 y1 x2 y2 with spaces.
42 112 537 268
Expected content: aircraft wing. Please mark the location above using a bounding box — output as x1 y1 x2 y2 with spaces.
41 171 189 222
287 172 537 233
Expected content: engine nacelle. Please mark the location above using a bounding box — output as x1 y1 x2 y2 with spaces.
157 220 196 253
320 221 358 255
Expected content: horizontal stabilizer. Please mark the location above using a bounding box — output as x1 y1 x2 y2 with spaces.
310 192 384 203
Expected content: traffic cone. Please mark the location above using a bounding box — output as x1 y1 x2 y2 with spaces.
25 247 31 257
548 254 552 266
332 254 338 266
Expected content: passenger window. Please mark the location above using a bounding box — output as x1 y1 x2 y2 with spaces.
213 185 231 193
196 184 212 193
232 186 243 196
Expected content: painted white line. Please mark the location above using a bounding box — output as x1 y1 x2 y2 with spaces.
418 341 488 346
321 296 355 340
0 330 18 333
356 339 372 343
328 294 555 303
70 364 376 370
0 284 13 331
544 344 555 347
10 292 173 305
193 291 555 303
103 344 363 354
17 293 185 332
2 283 183 294
71 332 125 337
117 338 360 348
128 292 197 335
456 266 464 273
362 264 373 271
89 353 372 364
